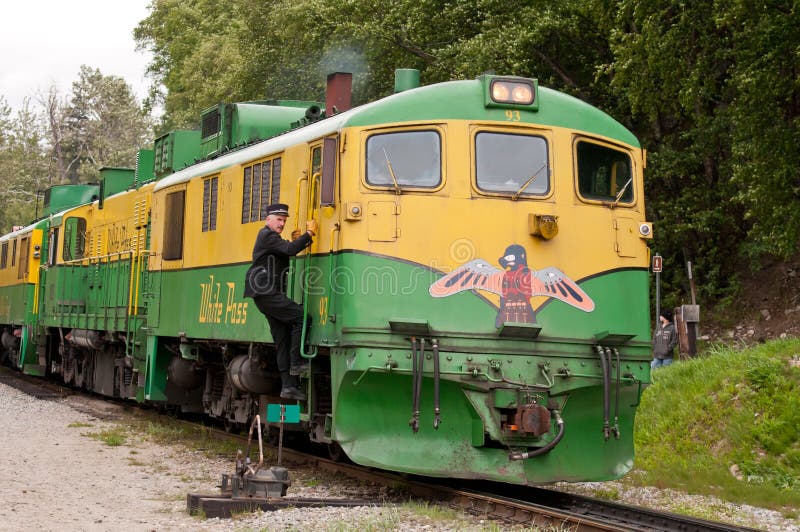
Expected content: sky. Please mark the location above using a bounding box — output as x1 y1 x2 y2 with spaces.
0 0 153 111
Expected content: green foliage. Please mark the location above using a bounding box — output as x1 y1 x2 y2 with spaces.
59 66 154 183
0 97 50 232
134 0 249 130
635 339 800 508
608 0 800 303
1 67 152 232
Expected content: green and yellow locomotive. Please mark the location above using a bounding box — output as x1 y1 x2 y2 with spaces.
1 70 653 485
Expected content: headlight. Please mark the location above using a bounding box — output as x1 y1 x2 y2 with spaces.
491 80 534 105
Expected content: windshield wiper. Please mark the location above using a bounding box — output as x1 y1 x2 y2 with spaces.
512 163 547 200
611 177 633 207
383 148 402 195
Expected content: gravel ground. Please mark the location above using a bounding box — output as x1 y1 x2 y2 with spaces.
0 379 797 531
0 380 481 531
553 481 800 532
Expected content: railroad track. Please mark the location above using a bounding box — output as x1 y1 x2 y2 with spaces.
0 367 758 531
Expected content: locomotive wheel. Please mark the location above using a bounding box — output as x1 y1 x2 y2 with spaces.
62 348 75 385
327 442 345 462
74 352 94 390
73 360 85 388
223 418 241 434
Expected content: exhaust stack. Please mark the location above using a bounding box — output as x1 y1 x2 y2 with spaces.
394 69 420 93
325 72 352 115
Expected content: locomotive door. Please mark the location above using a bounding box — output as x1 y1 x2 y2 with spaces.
294 141 322 355
293 138 340 352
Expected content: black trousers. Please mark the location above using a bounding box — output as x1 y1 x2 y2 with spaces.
253 292 305 382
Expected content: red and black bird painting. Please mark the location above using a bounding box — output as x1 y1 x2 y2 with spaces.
429 244 595 327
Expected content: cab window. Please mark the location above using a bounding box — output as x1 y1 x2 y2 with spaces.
18 237 29 279
576 141 634 203
163 191 185 260
63 217 87 261
366 130 441 189
475 132 549 196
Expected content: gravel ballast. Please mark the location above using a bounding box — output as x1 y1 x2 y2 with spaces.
0 379 796 531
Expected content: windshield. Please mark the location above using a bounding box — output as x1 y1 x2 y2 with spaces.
475 132 549 196
366 130 441 189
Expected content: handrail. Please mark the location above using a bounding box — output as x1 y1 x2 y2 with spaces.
299 171 322 359
307 172 320 226
326 223 341 326
62 249 134 266
126 249 154 358
293 173 308 234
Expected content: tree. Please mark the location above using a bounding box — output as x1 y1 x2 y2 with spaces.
607 0 800 303
54 66 153 183
0 97 50 232
134 0 246 130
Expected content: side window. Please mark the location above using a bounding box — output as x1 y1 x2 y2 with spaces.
475 132 549 196
242 156 282 223
0 242 7 269
18 237 29 279
576 141 634 203
250 163 261 222
163 191 186 260
48 229 59 266
366 130 441 189
202 176 218 232
11 240 17 266
310 146 322 207
259 161 272 219
271 159 281 208
320 137 338 206
62 217 87 261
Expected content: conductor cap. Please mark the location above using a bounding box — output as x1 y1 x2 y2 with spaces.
266 203 290 217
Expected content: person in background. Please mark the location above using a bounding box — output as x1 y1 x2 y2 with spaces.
244 203 317 401
652 308 678 369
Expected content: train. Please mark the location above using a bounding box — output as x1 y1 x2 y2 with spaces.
0 69 653 485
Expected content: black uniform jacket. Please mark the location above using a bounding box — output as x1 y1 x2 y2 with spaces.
244 227 312 297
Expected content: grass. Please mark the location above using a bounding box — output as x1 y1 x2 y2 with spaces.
138 419 242 458
86 427 128 446
633 338 800 510
592 486 621 501
67 422 93 428
402 500 461 521
321 506 402 531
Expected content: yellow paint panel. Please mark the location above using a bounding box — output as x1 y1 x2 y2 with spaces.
56 183 155 267
146 118 649 287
